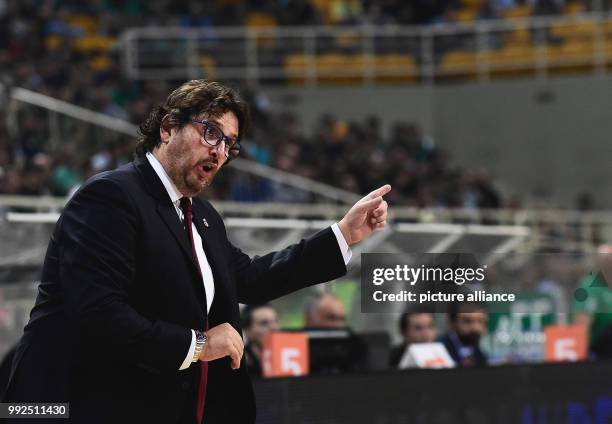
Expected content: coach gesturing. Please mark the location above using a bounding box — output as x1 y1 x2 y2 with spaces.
3 80 390 424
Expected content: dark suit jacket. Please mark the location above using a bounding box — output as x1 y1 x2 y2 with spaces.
3 155 347 423
439 333 488 368
388 343 407 368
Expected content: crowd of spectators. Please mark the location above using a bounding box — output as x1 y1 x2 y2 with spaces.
0 0 535 208
240 274 612 377
235 105 503 208
241 297 491 377
0 0 588 36
0 97 505 209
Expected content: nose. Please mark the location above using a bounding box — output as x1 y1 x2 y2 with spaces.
206 143 223 160
208 141 225 159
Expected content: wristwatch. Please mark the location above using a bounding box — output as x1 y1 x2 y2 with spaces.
192 330 208 363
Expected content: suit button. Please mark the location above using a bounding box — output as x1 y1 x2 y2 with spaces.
182 381 190 390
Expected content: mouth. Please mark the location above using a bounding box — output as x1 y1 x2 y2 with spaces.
197 162 217 179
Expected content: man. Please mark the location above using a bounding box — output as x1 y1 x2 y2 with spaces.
304 292 347 328
439 303 488 367
3 80 390 423
574 244 612 357
303 292 367 373
241 304 279 377
389 312 437 368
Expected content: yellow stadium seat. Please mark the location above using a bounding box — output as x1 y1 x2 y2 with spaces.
245 13 277 28
285 54 308 68
605 38 612 68
502 5 532 19
603 19 612 35
486 45 536 78
317 54 358 84
89 55 113 72
546 41 594 74
45 35 64 51
563 2 587 15
245 12 277 49
550 20 598 39
284 54 311 85
548 41 594 61
311 0 332 24
462 0 484 8
244 13 277 48
67 15 98 34
504 26 532 44
439 51 479 79
312 0 331 8
284 53 418 86
73 35 116 52
375 54 418 83
456 9 477 23
487 46 535 64
199 56 218 79
606 38 612 55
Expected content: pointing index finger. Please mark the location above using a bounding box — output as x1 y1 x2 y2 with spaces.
365 184 392 200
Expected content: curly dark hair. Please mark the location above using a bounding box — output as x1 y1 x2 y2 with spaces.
135 80 250 159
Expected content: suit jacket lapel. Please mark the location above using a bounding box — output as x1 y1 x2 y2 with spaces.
133 155 207 310
156 203 202 274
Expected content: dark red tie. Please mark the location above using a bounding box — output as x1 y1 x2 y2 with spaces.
180 197 208 424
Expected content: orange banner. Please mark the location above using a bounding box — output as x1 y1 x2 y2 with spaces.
544 325 587 362
262 332 309 377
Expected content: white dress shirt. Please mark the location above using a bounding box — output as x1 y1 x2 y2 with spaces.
145 151 352 370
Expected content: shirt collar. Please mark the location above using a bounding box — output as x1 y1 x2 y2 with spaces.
145 151 185 205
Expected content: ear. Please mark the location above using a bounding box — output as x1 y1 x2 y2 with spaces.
159 114 173 144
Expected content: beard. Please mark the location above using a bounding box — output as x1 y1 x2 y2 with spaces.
181 165 216 197
164 158 213 197
458 331 482 346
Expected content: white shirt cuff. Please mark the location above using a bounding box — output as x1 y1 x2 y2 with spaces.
179 329 196 370
331 223 352 265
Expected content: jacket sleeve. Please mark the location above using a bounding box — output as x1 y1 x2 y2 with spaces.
58 177 191 373
229 227 347 305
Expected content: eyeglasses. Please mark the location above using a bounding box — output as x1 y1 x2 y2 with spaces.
191 119 241 161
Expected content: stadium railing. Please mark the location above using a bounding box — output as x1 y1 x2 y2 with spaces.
121 11 612 85
2 195 609 254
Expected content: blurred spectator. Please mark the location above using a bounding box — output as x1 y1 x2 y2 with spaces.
305 293 347 329
576 191 596 212
304 293 369 374
439 303 489 367
533 0 564 15
573 244 612 354
389 312 437 367
241 304 280 377
491 0 518 13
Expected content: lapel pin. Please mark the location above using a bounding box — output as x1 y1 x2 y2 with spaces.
202 218 209 228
